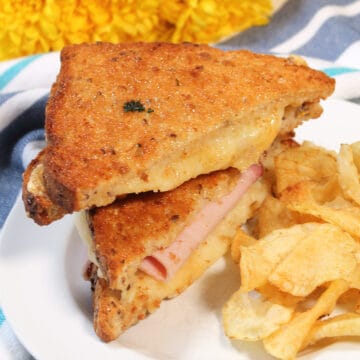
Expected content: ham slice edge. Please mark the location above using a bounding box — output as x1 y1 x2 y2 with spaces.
139 164 263 281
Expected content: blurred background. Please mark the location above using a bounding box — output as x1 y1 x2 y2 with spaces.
0 0 286 61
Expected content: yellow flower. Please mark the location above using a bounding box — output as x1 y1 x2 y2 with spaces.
0 0 272 60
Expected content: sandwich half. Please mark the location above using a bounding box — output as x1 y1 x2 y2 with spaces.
23 148 268 341
78 167 268 342
23 42 334 223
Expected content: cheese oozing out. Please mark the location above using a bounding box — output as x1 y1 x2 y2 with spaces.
139 164 263 281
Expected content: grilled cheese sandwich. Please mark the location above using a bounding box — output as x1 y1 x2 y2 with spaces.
24 42 333 220
22 42 335 342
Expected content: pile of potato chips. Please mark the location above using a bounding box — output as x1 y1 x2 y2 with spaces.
223 140 360 359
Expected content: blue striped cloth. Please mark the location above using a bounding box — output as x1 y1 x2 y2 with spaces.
1 0 360 358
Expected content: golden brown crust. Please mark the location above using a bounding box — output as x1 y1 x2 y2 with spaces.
90 178 268 341
22 150 66 225
91 168 240 291
93 273 164 343
43 42 334 213
93 277 140 343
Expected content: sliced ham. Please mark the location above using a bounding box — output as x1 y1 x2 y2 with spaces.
139 164 263 281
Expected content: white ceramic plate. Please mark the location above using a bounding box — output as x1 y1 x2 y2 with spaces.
0 98 359 360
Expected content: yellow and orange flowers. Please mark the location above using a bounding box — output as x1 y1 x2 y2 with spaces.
0 0 272 60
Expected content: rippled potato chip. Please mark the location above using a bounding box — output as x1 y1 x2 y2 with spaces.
260 137 300 191
302 313 360 350
257 283 303 308
274 142 339 201
269 223 360 296
255 195 317 238
351 141 360 171
230 228 257 264
338 144 360 206
239 225 307 292
338 289 360 309
356 297 360 314
263 280 349 360
222 290 294 341
284 185 360 240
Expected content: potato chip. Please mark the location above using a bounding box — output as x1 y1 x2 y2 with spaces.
351 141 360 172
302 313 360 349
269 223 360 296
338 289 360 306
224 141 360 359
338 144 360 206
230 228 257 264
274 141 338 200
260 137 300 191
222 290 294 341
286 189 360 240
255 195 317 238
356 297 360 314
263 280 349 360
280 178 340 208
349 278 360 313
257 283 303 308
239 224 311 292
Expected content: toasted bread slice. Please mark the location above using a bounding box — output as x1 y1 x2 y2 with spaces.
86 179 267 341
41 42 334 213
79 168 267 294
22 150 66 225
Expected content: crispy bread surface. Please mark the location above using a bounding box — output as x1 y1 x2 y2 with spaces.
43 42 334 212
90 168 240 292
90 180 268 341
22 150 66 225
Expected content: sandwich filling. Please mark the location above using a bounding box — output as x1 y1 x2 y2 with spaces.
139 164 262 281
76 165 263 287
